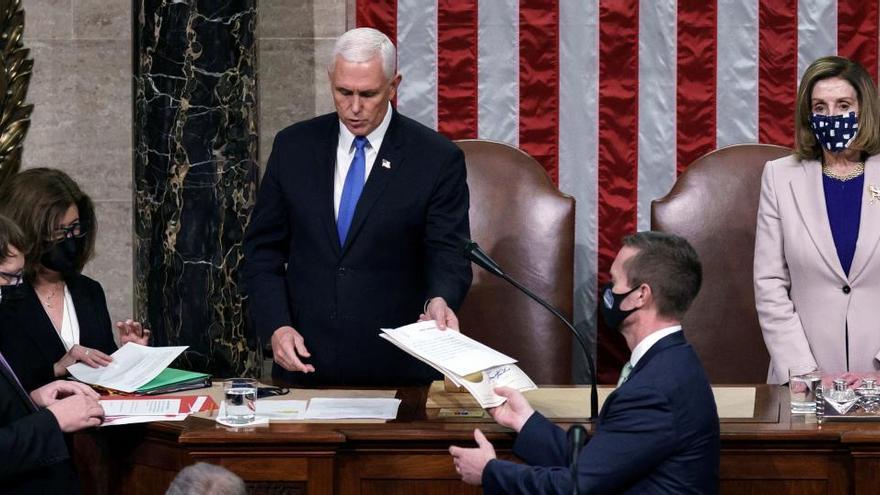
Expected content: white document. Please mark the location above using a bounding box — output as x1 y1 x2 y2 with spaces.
380 321 515 376
101 414 188 427
100 399 181 417
67 343 188 393
256 400 308 420
454 364 537 408
303 398 401 420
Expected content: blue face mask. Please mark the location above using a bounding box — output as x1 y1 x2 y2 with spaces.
810 111 859 153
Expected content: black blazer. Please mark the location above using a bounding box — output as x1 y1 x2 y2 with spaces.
0 354 79 494
0 274 116 392
484 332 721 494
242 110 472 386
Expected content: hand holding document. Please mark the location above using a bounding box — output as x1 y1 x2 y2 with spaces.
67 343 188 393
380 321 537 408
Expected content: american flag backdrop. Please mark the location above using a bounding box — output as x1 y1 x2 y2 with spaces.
354 0 880 382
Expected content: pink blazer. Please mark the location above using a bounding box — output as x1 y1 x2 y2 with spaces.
754 154 880 384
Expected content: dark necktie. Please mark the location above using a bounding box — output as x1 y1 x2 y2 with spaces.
337 136 368 246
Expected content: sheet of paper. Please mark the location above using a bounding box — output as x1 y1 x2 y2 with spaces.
380 321 515 376
101 414 188 427
455 364 537 408
256 400 308 420
100 398 181 416
67 343 188 393
303 398 401 420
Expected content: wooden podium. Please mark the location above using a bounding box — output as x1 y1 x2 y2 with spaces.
73 385 880 494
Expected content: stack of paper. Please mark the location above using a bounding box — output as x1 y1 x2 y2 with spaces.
380 321 536 408
100 395 218 426
67 343 191 393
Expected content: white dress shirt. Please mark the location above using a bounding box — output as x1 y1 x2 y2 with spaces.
333 103 394 218
627 325 682 369
57 286 81 351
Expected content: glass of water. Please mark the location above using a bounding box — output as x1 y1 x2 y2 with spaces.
789 366 821 414
223 378 257 425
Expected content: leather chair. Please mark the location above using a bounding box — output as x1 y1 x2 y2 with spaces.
455 139 575 384
652 143 791 383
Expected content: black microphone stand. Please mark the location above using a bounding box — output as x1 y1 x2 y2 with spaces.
462 241 599 420
568 424 587 495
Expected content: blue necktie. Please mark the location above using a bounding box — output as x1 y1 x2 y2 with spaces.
337 136 368 245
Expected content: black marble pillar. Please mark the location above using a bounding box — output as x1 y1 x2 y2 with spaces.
133 1 261 377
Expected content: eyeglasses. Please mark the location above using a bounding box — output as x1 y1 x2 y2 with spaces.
0 271 22 287
54 221 86 240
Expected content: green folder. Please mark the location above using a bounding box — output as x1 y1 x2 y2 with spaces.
135 368 212 395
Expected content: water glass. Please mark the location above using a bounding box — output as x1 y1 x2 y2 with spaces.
789 366 821 414
223 378 257 425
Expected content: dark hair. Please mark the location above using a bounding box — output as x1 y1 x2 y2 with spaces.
0 214 25 263
621 231 702 320
795 56 880 160
0 168 96 279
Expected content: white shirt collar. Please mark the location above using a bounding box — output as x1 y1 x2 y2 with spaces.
338 102 394 153
628 325 682 368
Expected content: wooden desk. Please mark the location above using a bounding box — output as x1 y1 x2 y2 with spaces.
73 385 880 494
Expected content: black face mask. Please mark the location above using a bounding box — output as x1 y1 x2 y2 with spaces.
600 283 640 331
40 237 84 274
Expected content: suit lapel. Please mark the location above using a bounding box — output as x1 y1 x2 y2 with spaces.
339 111 405 255
0 353 36 411
318 117 343 257
630 331 686 378
848 155 880 283
790 159 848 281
22 284 67 362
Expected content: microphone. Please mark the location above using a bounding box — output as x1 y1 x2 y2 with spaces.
567 425 587 495
462 240 599 420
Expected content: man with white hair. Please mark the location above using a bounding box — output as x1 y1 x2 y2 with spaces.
243 28 472 386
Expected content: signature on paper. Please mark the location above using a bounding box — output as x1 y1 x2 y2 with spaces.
488 366 510 381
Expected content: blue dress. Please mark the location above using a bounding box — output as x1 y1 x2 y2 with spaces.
823 173 863 276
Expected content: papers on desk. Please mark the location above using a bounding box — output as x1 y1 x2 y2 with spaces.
380 321 537 408
67 343 188 393
303 398 401 420
100 395 217 426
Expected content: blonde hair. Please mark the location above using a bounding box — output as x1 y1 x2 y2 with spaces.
794 56 880 160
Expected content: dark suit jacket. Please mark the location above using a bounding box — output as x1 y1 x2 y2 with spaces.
0 354 79 494
242 110 472 386
483 332 720 494
0 274 116 392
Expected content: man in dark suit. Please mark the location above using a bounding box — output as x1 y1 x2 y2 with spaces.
450 232 720 494
242 27 471 386
0 214 105 494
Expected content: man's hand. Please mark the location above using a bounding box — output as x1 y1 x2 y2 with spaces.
30 380 99 407
46 395 105 432
419 297 459 330
488 387 535 433
449 428 496 485
271 326 315 372
116 319 151 346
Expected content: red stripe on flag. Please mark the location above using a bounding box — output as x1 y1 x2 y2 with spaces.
758 1 798 147
597 0 639 383
437 0 479 139
838 0 879 82
677 0 717 174
355 1 396 42
519 0 560 183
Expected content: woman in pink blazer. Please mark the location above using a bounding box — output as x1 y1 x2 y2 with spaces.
755 56 880 384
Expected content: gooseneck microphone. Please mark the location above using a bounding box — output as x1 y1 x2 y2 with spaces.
462 240 599 420
567 425 587 495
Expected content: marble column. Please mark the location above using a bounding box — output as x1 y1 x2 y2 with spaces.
133 1 261 377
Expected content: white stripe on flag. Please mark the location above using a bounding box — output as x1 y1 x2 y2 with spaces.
559 0 599 383
396 0 438 130
477 0 519 145
637 0 677 232
716 0 759 146
797 0 837 83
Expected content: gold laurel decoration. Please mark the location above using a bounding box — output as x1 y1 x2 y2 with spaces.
0 0 32 187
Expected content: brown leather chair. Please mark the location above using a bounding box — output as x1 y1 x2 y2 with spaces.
652 143 791 383
455 139 575 384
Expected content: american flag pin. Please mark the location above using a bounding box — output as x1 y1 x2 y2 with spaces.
381 159 391 169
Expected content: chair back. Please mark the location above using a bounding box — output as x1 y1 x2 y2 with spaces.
455 139 575 384
652 143 791 383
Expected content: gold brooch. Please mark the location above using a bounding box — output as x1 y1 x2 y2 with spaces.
870 184 880 204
